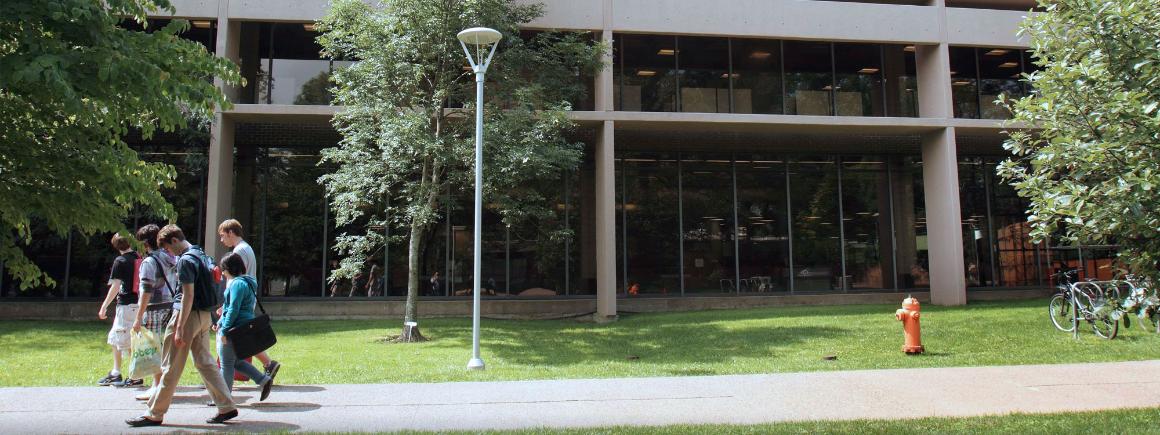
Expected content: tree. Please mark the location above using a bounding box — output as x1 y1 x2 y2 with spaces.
0 0 241 289
998 0 1160 281
316 0 602 341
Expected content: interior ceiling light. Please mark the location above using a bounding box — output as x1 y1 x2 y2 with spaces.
858 68 880 74
636 69 657 76
822 85 833 91
999 61 1019 68
303 23 317 32
953 80 971 86
720 73 740 79
749 50 772 59
657 49 676 56
985 49 1010 56
191 20 212 28
903 45 916 52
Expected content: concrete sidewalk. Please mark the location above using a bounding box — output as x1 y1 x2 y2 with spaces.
2 360 1159 434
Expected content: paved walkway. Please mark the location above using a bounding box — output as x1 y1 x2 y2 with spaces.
3 360 1160 434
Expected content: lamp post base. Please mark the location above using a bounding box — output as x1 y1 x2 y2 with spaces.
467 358 486 370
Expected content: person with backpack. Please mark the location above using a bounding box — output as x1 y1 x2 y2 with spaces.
216 219 280 378
97 232 141 387
216 252 276 400
126 224 238 427
129 224 178 400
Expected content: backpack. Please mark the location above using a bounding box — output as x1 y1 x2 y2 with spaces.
182 250 221 311
132 257 143 295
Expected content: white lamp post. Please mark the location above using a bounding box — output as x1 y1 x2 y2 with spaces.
458 26 501 371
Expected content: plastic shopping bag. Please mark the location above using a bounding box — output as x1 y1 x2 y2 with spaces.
127 329 162 380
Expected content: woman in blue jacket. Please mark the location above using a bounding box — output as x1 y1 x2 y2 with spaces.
217 252 275 401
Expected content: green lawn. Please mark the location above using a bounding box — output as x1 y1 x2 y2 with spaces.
364 407 1160 434
2 298 1160 387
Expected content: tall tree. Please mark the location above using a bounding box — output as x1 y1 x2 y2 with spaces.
998 0 1160 280
0 0 240 289
317 0 602 340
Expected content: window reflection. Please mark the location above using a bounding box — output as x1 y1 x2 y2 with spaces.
240 22 335 105
784 41 834 116
615 34 679 111
841 157 891 289
950 47 979 119
731 38 784 114
678 37 731 113
884 45 919 117
891 157 927 289
682 155 736 293
833 43 884 116
978 48 1024 119
959 158 993 287
736 156 790 291
789 157 842 291
617 153 681 295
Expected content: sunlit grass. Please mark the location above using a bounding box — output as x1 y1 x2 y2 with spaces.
2 299 1159 387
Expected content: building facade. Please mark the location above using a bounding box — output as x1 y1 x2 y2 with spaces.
9 0 1118 318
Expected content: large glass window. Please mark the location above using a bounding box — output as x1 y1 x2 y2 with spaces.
784 41 834 116
950 47 980 119
678 37 731 113
240 22 335 105
885 45 919 117
833 44 885 117
789 157 842 291
959 158 994 287
735 156 790 292
617 153 681 295
891 156 927 289
682 155 737 293
978 48 1025 119
990 162 1042 286
731 39 783 114
841 157 891 289
615 34 679 112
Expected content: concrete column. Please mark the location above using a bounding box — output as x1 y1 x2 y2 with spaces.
595 121 617 321
594 0 613 112
204 10 239 259
915 2 966 305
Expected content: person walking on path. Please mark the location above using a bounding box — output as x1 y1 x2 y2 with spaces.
126 224 238 427
216 252 276 400
217 219 281 378
97 233 141 387
130 224 178 400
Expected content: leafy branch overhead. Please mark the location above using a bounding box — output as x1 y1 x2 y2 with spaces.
0 0 241 289
316 0 603 326
998 0 1160 281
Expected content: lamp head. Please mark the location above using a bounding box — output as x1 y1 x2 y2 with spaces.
457 27 502 46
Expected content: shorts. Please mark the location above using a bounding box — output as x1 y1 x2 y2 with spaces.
142 305 173 337
106 304 138 350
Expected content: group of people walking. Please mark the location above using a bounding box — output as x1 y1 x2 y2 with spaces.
97 219 282 427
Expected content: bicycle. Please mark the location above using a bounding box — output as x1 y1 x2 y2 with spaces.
1048 270 1119 339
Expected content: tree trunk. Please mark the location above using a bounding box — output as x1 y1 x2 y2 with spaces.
399 217 427 342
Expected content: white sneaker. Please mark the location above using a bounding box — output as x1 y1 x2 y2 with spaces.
135 387 154 401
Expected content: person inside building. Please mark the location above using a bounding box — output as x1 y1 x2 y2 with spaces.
97 232 141 387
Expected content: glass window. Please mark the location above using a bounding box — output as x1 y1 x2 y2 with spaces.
617 153 681 295
789 156 842 291
978 48 1024 119
894 156 928 288
950 47 979 118
833 43 885 116
240 23 333 105
990 160 1042 286
959 158 994 287
784 41 834 116
731 38 783 114
677 36 730 113
735 156 790 292
841 157 891 289
682 155 737 293
883 45 919 117
615 34 679 112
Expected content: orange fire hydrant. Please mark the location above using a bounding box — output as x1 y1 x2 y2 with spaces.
895 296 924 354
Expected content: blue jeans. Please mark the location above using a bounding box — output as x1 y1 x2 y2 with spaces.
217 334 270 392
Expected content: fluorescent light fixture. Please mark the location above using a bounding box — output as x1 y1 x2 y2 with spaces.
903 45 916 52
953 80 971 86
858 68 880 74
191 20 212 29
822 85 833 91
999 61 1019 68
706 159 731 163
749 50 772 59
636 69 657 76
949 70 958 75
720 73 740 79
657 49 676 56
985 49 1010 56
303 23 317 32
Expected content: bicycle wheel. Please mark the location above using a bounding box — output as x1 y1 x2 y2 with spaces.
1048 294 1075 332
1092 316 1119 339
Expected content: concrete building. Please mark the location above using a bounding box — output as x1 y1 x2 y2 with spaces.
8 0 1099 319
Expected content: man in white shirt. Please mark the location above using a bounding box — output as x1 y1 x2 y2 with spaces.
217 219 280 379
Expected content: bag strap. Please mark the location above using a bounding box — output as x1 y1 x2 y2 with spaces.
246 278 268 315
151 253 177 300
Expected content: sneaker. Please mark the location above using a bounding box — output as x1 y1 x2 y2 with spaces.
98 372 123 386
135 388 154 401
206 409 238 424
125 416 162 427
263 360 281 378
115 378 144 388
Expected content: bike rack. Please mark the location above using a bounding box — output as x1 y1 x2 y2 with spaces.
1067 280 1122 339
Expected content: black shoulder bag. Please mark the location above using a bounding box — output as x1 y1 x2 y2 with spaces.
223 280 277 359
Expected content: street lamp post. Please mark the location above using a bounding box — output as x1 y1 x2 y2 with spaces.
458 26 501 371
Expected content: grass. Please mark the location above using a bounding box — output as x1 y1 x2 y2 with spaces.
2 299 1160 387
329 407 1160 434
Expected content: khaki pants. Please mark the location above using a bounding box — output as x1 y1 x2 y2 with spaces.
146 310 235 420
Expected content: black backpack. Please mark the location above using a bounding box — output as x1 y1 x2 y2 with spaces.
182 250 220 311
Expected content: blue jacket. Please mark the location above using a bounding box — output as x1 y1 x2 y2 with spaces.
218 275 258 333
